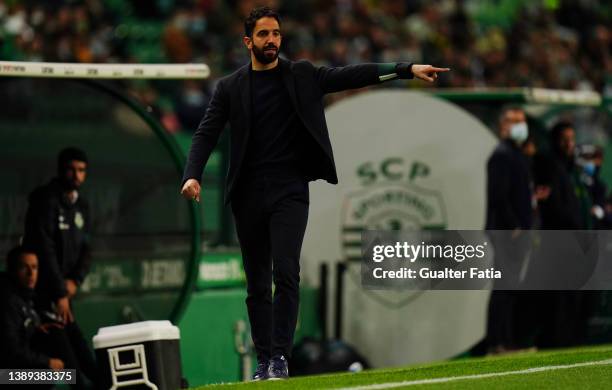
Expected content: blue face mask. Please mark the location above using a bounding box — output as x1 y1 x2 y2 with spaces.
583 162 596 176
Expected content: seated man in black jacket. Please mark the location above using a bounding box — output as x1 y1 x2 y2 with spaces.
0 246 98 389
0 246 64 370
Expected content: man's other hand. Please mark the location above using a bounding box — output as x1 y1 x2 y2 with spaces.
49 358 65 371
181 179 201 202
39 322 65 334
56 296 74 324
411 64 450 82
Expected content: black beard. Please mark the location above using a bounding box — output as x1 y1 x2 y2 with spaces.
252 44 278 64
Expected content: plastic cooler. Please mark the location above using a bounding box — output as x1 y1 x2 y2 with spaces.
93 320 184 390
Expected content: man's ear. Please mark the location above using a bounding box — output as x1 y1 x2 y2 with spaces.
243 36 252 50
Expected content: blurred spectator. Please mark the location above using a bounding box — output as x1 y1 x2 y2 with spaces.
537 121 588 230
485 106 533 354
486 106 533 230
533 121 590 349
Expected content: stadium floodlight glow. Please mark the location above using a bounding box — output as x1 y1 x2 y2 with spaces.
0 61 210 79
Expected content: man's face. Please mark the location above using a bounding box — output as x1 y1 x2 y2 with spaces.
559 127 576 158
16 253 38 289
499 110 526 139
245 16 281 64
62 160 87 190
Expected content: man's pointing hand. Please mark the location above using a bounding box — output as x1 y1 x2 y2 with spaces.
411 64 450 82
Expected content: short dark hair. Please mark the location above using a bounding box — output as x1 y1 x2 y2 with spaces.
6 245 37 275
498 105 524 124
550 120 574 147
549 120 574 154
244 6 281 38
57 147 88 172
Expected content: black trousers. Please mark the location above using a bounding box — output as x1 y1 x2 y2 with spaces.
486 233 530 349
231 171 309 362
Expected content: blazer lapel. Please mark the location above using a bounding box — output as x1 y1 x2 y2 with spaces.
280 58 299 112
238 63 252 134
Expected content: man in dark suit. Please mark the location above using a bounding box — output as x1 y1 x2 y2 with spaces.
181 6 449 380
485 106 535 354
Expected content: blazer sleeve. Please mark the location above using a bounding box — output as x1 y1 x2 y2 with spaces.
182 79 230 184
314 63 381 94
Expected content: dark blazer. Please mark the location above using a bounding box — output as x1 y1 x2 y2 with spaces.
485 139 533 230
182 58 386 204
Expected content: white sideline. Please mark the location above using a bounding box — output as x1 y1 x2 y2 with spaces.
338 358 612 389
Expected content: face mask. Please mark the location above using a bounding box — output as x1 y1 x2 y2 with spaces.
509 122 528 143
190 17 206 34
185 90 204 106
583 162 596 176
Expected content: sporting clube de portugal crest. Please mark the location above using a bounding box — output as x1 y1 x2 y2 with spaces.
341 157 448 262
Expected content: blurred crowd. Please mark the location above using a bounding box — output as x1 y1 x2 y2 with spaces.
1 0 611 132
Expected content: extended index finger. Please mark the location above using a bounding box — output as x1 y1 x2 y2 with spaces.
431 67 451 72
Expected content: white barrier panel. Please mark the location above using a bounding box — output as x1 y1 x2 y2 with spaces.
0 61 209 79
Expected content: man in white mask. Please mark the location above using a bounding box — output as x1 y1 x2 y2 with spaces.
486 106 532 230
485 106 533 354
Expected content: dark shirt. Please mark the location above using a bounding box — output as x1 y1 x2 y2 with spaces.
242 65 306 176
486 139 533 230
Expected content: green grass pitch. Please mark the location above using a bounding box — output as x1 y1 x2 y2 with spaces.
193 344 612 389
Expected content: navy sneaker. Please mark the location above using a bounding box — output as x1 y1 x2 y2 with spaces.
267 355 289 380
252 361 269 381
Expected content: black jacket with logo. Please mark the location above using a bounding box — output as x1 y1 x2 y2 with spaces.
23 178 92 302
0 273 49 368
